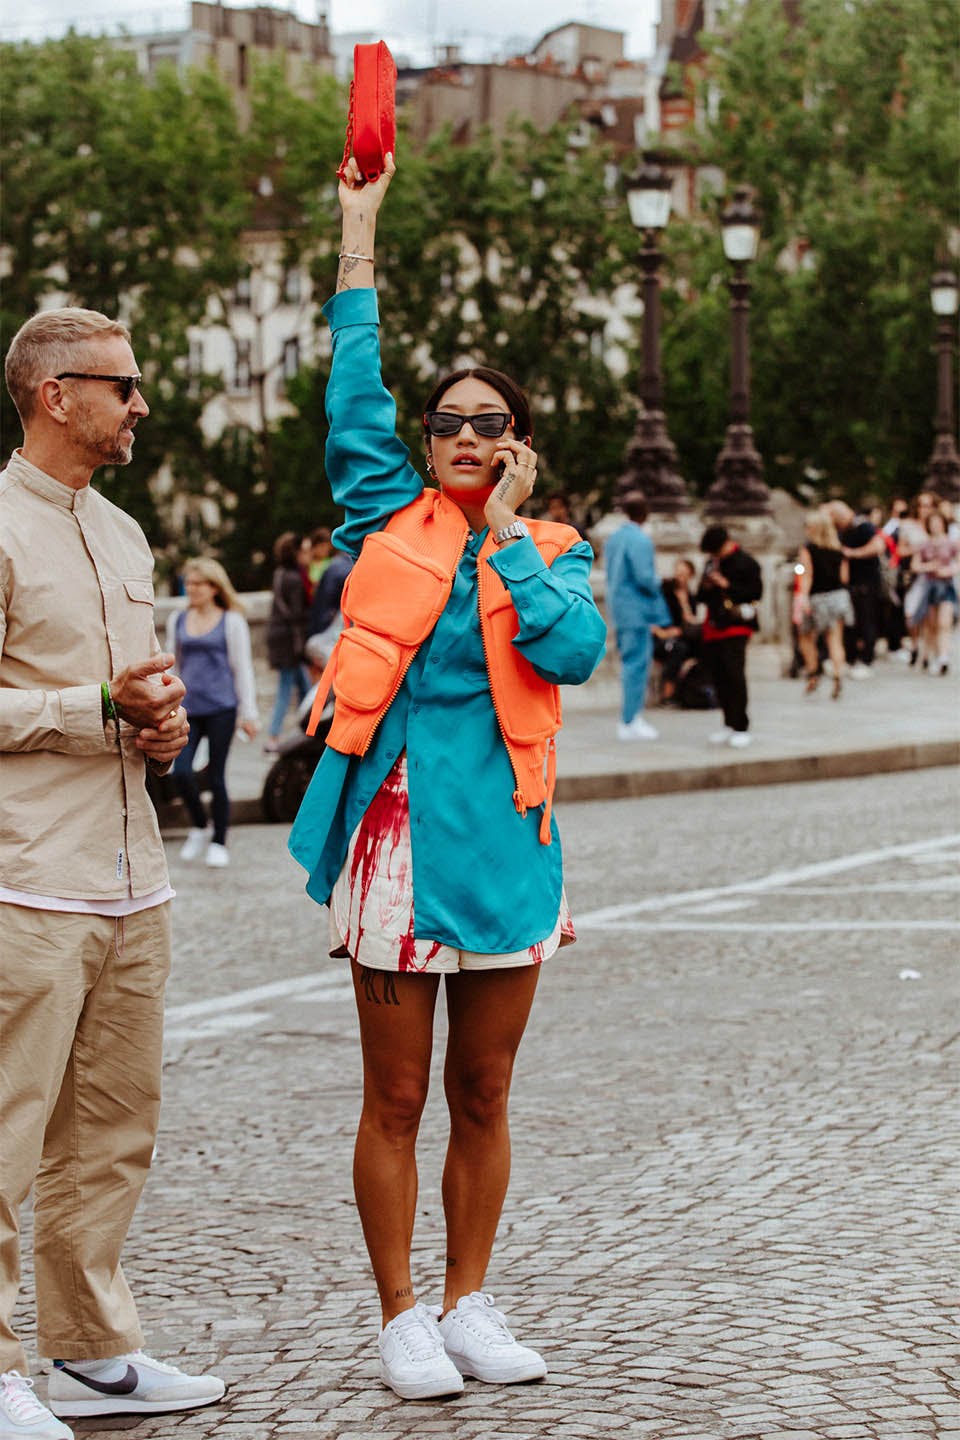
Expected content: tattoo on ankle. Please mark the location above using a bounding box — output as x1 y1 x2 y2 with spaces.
360 967 400 1005
394 1286 413 1300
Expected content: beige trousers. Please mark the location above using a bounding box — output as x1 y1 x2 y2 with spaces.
0 902 171 1372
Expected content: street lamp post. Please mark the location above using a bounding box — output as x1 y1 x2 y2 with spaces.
617 159 691 512
704 185 773 517
927 268 960 503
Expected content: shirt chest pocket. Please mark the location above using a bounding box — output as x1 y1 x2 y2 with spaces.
113 577 156 660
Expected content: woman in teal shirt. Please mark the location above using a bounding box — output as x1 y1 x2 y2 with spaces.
289 154 606 1401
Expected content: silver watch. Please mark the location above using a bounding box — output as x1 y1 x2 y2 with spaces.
494 520 531 546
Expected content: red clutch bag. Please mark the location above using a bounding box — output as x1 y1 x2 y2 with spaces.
337 41 397 183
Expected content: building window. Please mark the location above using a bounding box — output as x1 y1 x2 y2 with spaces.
232 339 252 393
238 43 248 88
283 337 300 381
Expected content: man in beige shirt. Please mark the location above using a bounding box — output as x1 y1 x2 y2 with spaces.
0 309 225 1439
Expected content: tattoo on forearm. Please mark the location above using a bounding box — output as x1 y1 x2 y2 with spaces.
337 255 364 292
360 967 400 1005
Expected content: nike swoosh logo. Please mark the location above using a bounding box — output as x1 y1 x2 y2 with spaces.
57 1363 139 1395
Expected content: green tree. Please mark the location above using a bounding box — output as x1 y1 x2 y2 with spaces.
665 0 960 499
0 34 249 557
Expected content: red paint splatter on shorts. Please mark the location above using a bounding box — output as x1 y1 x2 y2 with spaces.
398 910 441 973
346 758 409 960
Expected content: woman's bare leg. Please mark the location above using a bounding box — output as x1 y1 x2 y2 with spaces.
440 964 541 1311
350 960 442 1325
825 621 846 690
798 629 819 681
936 601 953 666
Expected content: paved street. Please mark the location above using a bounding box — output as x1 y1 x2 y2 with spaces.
16 767 960 1440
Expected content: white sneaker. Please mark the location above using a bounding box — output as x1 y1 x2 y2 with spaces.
0 1373 73 1439
708 727 733 745
616 716 658 741
378 1304 464 1400
179 826 211 861
848 661 873 679
47 1353 225 1418
438 1292 547 1384
204 843 229 868
728 731 753 749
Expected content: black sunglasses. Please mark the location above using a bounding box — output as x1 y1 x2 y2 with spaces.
423 410 514 439
56 372 142 404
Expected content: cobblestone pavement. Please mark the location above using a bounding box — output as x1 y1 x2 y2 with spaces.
15 768 960 1440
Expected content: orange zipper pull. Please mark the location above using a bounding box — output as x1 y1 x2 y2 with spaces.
513 788 527 818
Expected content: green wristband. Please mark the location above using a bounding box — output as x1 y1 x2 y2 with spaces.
101 680 118 725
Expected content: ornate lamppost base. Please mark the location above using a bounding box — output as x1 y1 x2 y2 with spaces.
704 423 773 517
617 409 692 514
927 434 960 503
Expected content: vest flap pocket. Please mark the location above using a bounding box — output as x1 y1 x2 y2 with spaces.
122 579 155 604
343 531 452 645
334 627 402 710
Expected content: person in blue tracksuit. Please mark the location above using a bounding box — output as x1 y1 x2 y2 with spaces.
602 491 671 740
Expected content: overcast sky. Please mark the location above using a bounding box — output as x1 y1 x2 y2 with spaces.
2 0 661 64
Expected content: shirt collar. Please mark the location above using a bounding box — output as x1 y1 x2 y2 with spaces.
6 449 85 511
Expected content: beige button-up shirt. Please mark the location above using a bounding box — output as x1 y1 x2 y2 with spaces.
0 450 169 899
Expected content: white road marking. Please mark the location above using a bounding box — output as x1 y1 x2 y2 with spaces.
576 832 960 929
165 971 350 1023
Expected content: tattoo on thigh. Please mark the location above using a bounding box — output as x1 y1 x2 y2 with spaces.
360 967 400 1005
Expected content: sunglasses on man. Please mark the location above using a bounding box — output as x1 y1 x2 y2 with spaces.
56 373 143 404
423 410 514 439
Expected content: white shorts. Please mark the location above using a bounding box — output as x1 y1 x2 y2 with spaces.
328 756 575 974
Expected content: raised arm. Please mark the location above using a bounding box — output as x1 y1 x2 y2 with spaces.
324 152 424 554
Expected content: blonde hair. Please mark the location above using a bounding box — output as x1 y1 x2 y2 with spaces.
805 509 841 550
4 307 132 424
183 557 244 613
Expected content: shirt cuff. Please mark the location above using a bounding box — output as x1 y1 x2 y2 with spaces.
322 287 380 332
486 535 546 583
60 683 116 752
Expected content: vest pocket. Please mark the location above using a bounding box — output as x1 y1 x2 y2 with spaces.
334 628 402 710
343 532 452 645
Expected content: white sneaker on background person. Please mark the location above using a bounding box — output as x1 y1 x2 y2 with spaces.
46 1353 224 1419
438 1292 547 1384
0 1371 73 1439
377 1305 464 1400
204 843 230 868
728 731 753 749
616 716 658 741
848 661 873 678
178 826 211 861
709 726 733 745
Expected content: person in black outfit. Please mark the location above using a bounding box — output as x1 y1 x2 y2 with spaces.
827 500 885 677
307 546 354 638
652 557 702 704
265 530 310 751
697 525 763 748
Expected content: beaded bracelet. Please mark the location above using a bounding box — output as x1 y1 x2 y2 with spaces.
101 680 118 725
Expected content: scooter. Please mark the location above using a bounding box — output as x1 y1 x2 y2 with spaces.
260 712 332 822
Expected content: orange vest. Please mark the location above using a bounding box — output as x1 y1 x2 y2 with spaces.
306 490 581 844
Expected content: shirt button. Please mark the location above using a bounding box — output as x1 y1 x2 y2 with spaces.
413 705 421 715
430 657 439 665
385 749 395 760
